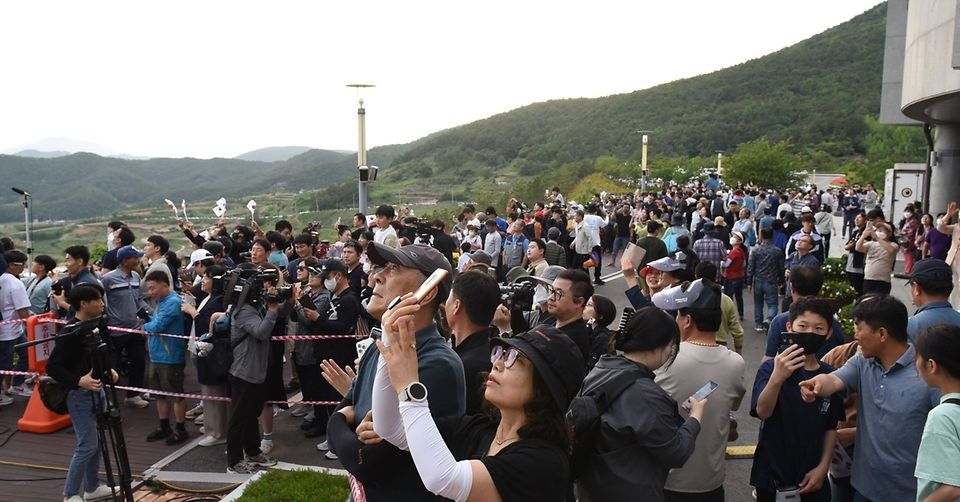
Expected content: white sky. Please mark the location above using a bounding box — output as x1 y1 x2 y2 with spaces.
0 1 884 159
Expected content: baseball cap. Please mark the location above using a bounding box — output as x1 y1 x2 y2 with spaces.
318 258 349 278
466 250 493 266
491 326 586 412
186 248 213 268
801 206 813 213
652 279 721 311
547 227 561 238
641 251 690 277
366 242 453 302
909 258 953 283
117 245 145 262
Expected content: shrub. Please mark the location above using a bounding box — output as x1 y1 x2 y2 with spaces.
239 469 349 502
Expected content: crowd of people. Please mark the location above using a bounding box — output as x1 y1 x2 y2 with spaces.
1 173 959 502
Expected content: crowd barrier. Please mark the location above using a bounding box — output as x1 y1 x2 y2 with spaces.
5 314 356 434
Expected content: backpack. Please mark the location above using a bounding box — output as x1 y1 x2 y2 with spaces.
663 229 679 254
565 369 639 481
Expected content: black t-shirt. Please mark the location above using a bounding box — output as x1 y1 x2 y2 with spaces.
100 248 120 270
432 233 456 267
453 328 494 416
436 414 570 502
615 212 632 238
558 319 591 367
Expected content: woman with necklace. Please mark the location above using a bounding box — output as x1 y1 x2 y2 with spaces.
372 294 586 502
575 306 706 502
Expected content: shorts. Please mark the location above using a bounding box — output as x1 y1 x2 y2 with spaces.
148 363 185 402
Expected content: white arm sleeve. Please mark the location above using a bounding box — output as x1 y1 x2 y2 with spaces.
399 401 474 502
371 351 409 450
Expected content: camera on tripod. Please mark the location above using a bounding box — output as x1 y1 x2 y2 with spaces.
499 277 537 311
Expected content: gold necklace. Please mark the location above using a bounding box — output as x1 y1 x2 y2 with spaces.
687 340 719 347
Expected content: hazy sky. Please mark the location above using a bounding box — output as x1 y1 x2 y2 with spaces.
1 1 883 159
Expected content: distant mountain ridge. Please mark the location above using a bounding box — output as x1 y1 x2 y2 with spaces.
235 146 316 162
14 149 71 158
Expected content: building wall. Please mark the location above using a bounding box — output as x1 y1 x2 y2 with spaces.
902 0 960 120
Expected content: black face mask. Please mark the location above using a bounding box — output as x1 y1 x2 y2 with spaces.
780 331 828 355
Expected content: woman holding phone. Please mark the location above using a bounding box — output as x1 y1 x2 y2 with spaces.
575 306 706 502
372 293 586 502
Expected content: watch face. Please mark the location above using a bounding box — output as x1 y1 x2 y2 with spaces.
409 383 427 400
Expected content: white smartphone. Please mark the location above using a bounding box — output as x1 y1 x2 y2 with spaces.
356 338 375 360
690 381 719 402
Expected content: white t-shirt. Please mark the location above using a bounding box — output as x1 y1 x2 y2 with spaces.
583 214 608 249
655 343 746 493
0 273 31 341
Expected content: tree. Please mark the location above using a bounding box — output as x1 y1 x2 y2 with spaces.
725 138 805 189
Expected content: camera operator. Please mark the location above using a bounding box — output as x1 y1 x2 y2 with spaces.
223 263 295 474
492 264 564 335
45 283 118 502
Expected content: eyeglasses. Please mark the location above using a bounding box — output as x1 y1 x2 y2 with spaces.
547 286 565 300
490 345 521 369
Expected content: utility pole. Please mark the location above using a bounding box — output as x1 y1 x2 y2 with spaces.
637 130 653 193
347 84 375 216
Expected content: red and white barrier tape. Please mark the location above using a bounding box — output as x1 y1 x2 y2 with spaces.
0 318 27 326
107 384 339 406
37 317 359 342
0 370 40 377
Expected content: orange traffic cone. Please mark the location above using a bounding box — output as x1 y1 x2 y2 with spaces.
17 313 73 433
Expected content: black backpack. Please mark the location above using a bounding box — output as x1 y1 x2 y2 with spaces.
565 369 638 481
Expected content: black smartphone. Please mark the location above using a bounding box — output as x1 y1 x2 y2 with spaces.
778 332 798 353
136 307 151 322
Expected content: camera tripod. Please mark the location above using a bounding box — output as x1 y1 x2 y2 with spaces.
20 316 135 501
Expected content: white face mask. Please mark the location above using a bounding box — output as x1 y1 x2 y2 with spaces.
729 238 739 246
324 278 338 291
362 262 372 274
904 212 912 219
875 231 888 241
533 285 550 306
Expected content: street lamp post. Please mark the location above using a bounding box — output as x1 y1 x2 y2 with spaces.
347 84 375 216
715 150 725 177
637 130 653 193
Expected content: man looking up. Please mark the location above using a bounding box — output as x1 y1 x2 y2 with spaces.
653 279 746 502
799 295 941 502
326 243 464 501
140 271 189 446
99 226 136 274
906 258 960 338
101 245 151 409
445 270 500 415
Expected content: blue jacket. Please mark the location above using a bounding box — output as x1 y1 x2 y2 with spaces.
142 291 186 364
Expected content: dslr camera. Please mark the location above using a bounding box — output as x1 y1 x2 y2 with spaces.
211 267 292 305
499 277 537 311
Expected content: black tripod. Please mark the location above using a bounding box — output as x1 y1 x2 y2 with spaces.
20 317 135 502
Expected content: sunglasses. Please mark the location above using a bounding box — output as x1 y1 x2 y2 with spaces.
297 266 306 271
490 345 521 369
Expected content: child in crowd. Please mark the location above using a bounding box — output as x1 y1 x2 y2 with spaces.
913 323 960 502
750 297 844 501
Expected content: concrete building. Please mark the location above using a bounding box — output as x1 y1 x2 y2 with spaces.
881 0 960 216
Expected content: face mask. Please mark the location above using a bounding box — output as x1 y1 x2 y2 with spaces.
729 238 738 246
904 212 912 219
324 278 338 291
362 262 372 274
533 285 549 306
875 231 887 241
783 332 828 355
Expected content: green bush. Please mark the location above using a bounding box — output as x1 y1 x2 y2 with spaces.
239 469 350 502
837 303 855 340
821 280 858 301
822 256 847 281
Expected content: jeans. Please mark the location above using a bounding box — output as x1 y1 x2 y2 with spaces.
64 389 103 498
862 280 891 295
611 236 630 259
723 277 745 318
842 212 857 237
0 333 31 387
753 280 779 325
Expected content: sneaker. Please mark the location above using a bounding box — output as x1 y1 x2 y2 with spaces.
304 426 323 438
260 440 274 455
227 459 257 474
763 321 770 332
165 429 188 446
193 414 204 425
123 396 149 409
146 427 172 442
65 496 85 502
316 440 330 451
291 405 309 418
272 405 283 417
324 451 339 460
728 418 739 442
199 426 205 434
300 419 317 431
83 484 115 501
593 279 605 285
8 385 33 397
754 326 765 332
141 392 157 402
199 436 226 447
24 375 36 386
246 453 277 467
0 395 13 406
186 404 203 418
284 380 301 393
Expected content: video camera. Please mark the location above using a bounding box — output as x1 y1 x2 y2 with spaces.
211 267 292 305
499 277 537 311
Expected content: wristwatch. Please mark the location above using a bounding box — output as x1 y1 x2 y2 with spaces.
399 382 428 403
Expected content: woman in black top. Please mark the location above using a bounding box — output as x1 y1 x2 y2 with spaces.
373 295 585 502
575 307 706 502
582 294 616 371
182 265 226 446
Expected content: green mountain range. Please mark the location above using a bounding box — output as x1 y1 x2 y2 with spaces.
0 3 889 223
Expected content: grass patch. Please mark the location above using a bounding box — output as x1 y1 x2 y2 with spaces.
239 469 349 502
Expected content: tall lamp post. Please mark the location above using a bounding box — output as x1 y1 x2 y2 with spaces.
347 84 375 216
715 150 725 177
637 130 653 193
11 187 32 264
